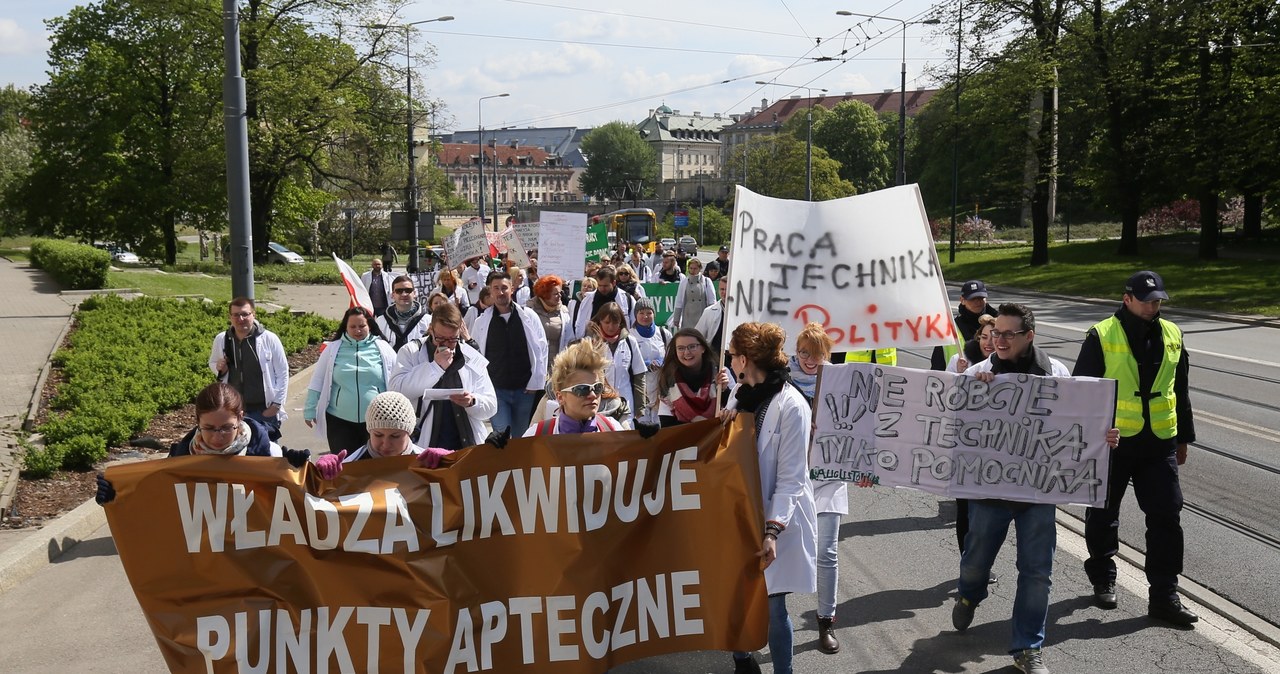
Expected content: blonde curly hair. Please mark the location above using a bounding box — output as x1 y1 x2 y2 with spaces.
550 339 609 392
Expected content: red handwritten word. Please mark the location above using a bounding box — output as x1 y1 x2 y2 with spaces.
793 304 956 347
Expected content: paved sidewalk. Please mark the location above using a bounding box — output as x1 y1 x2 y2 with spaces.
0 258 76 517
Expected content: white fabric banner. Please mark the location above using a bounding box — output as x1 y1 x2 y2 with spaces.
727 185 955 351
332 253 373 312
811 362 1116 508
537 211 588 284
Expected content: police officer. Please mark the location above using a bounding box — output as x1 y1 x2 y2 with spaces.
1072 270 1198 626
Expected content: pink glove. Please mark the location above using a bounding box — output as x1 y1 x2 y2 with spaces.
416 446 452 469
315 450 348 479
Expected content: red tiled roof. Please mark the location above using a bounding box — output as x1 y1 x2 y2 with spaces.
435 142 563 167
726 89 939 130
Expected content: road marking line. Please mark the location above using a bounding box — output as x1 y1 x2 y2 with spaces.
1038 321 1280 369
1196 410 1280 442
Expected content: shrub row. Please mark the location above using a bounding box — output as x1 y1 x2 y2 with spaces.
161 260 341 285
29 239 112 289
25 295 335 477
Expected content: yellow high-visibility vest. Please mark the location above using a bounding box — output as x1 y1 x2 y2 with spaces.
1093 316 1181 438
845 348 897 366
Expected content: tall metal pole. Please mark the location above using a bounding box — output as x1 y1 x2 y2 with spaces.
222 0 254 299
476 93 509 233
404 28 420 272
949 1 963 263
756 81 825 201
491 140 499 232
834 12 939 186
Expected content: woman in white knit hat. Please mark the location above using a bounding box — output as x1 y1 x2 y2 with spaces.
314 391 451 478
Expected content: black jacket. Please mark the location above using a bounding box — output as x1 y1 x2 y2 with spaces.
1072 305 1195 446
931 302 999 370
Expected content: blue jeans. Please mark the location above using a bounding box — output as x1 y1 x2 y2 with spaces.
245 408 282 442
816 512 840 618
492 389 536 437
735 593 792 674
958 501 1056 654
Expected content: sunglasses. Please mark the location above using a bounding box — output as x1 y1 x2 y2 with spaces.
393 287 415 294
560 382 605 398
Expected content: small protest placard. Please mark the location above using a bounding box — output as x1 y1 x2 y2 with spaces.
538 211 588 284
500 228 530 267
811 362 1116 507
453 218 490 263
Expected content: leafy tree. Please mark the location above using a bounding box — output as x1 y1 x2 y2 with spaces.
812 100 893 193
741 133 855 201
0 86 34 232
14 0 224 262
657 202 731 246
577 121 659 200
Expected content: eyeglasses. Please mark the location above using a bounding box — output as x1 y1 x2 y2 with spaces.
393 288 415 294
433 335 459 347
198 424 238 435
560 382 605 398
990 330 1028 341
231 312 253 319
675 344 702 353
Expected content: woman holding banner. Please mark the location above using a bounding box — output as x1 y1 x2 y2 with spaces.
656 328 732 426
788 322 845 655
724 322 816 674
313 391 453 478
523 339 624 435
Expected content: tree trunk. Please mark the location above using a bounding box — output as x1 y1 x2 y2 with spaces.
1030 82 1056 266
1197 190 1219 260
1242 190 1263 238
1117 193 1141 255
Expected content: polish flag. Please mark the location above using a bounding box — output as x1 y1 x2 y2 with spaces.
332 253 373 311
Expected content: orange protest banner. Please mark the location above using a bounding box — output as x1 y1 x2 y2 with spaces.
104 419 768 673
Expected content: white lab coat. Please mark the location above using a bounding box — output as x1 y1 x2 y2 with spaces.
571 290 634 343
360 269 395 308
209 325 288 419
469 303 550 392
304 337 397 440
390 341 498 446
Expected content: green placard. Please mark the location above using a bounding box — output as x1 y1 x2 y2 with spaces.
585 221 609 262
640 282 680 326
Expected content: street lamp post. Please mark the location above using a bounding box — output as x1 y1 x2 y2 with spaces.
756 81 826 201
371 16 453 272
950 2 963 263
477 93 509 232
836 11 940 186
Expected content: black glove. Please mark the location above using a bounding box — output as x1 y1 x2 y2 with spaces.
95 474 116 505
485 426 511 449
636 421 660 439
281 447 311 469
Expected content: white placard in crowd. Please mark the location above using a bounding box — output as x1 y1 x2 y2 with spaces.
453 218 490 263
727 185 955 351
811 362 1116 508
514 221 540 253
537 211 588 284
500 228 530 268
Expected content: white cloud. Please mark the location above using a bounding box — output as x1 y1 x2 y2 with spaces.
828 72 876 95
724 54 790 81
0 19 48 56
482 43 609 80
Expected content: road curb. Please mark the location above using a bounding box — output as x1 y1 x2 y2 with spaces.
0 497 104 597
21 305 79 434
1057 508 1280 650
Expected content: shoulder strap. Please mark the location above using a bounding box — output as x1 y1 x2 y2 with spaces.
535 418 555 435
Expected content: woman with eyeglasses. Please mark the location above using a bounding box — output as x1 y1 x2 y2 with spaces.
787 322 844 655
656 328 733 427
303 307 397 456
724 322 816 674
95 383 312 504
947 313 997 373
523 339 624 435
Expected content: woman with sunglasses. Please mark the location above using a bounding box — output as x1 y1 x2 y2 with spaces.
524 339 624 435
303 307 397 456
724 322 816 674
656 328 733 426
613 263 647 302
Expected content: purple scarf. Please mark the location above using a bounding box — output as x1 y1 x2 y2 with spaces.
557 412 599 434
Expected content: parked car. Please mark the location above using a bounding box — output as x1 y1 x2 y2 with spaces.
267 242 305 265
678 235 697 254
110 247 139 264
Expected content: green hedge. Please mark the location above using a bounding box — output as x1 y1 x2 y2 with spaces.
24 295 335 476
29 239 112 289
161 260 341 285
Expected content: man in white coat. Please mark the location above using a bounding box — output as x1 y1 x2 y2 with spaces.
461 256 487 305
361 258 395 317
694 276 729 362
390 302 497 450
470 269 549 436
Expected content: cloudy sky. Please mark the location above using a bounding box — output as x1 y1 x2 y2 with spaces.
3 0 960 131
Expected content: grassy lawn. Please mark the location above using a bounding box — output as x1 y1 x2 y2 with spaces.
939 233 1280 316
107 269 266 299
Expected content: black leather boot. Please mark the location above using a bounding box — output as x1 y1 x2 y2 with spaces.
817 616 841 654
